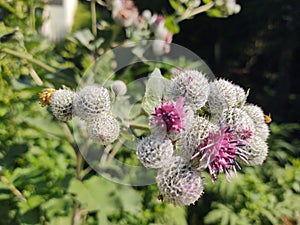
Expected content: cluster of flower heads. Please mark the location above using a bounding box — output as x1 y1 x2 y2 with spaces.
214 0 241 16
111 0 173 55
38 82 125 145
136 69 270 206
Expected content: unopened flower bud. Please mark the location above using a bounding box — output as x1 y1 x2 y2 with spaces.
111 80 127 96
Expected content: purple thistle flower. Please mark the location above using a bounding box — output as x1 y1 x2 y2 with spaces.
150 97 185 133
191 126 251 182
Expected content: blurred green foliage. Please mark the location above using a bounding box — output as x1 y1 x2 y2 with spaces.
0 0 299 225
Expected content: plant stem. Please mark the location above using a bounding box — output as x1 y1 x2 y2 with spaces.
129 123 150 131
91 0 97 37
29 66 43 86
71 202 81 225
0 176 26 202
178 2 215 21
60 123 83 225
0 47 57 74
106 25 121 51
60 123 82 181
0 1 16 14
95 0 107 7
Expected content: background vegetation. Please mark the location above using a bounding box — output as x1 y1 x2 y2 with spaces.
0 0 299 225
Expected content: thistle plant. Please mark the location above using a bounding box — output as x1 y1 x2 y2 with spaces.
39 85 120 145
38 66 270 208
3 0 288 224
156 156 204 206
136 68 270 206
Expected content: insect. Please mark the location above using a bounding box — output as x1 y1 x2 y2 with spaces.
157 194 164 201
264 113 272 124
38 88 56 107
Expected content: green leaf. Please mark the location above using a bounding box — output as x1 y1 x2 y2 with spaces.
111 95 131 120
48 216 71 225
169 0 180 10
163 204 187 225
68 176 142 224
260 208 278 224
68 177 114 212
202 0 213 4
165 16 180 34
206 9 224 18
142 68 170 114
18 207 41 225
26 195 45 210
204 208 223 224
0 29 17 43
41 197 72 218
21 117 65 137
116 186 142 215
73 29 95 50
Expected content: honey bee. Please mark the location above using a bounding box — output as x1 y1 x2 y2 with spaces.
264 113 272 124
38 88 56 107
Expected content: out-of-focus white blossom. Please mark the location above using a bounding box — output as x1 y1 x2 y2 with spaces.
41 0 78 42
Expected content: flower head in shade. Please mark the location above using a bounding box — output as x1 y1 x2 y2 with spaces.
150 97 185 133
136 135 174 169
242 104 270 141
168 70 210 111
244 136 268 166
191 126 251 182
87 114 120 145
156 156 204 206
208 79 247 114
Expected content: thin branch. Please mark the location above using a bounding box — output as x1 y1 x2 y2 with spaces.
178 2 215 21
108 137 125 162
0 176 26 202
61 123 83 225
0 47 57 74
91 0 97 37
71 202 81 225
29 66 43 86
129 123 150 131
60 123 82 181
95 0 107 7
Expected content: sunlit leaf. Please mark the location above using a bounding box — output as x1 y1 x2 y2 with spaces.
142 68 170 114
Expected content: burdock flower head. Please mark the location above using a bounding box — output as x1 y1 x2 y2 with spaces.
156 156 204 206
192 126 251 182
39 87 76 122
150 96 186 134
168 70 210 111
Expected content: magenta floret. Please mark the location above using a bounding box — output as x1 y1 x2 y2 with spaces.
192 126 251 182
151 97 185 133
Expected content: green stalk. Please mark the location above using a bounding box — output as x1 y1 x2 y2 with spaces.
178 2 215 21
91 0 97 37
61 123 83 225
0 47 57 74
129 123 150 131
